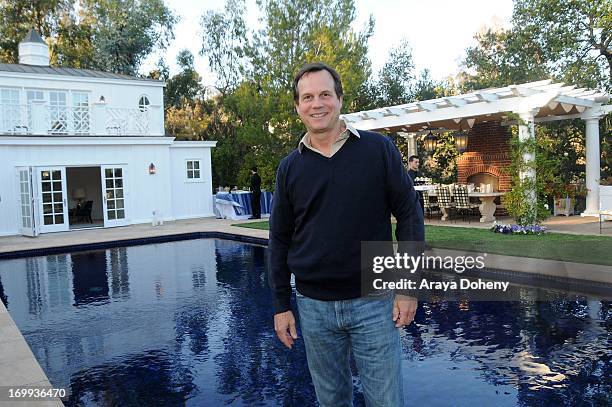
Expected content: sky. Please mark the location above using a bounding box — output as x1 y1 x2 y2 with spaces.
141 0 514 86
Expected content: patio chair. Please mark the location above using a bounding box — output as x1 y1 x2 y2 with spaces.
422 190 440 219
436 186 455 221
454 186 479 223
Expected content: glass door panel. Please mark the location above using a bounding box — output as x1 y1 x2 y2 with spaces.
37 167 68 233
17 167 38 236
101 166 128 227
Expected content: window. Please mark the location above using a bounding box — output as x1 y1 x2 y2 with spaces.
138 95 150 112
1 88 21 133
186 160 201 180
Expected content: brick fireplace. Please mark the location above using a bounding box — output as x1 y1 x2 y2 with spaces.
457 121 512 192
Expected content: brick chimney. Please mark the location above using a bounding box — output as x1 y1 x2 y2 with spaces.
456 121 512 192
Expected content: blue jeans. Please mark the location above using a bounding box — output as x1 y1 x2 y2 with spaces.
296 291 404 407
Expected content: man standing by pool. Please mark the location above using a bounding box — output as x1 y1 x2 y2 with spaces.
269 62 424 406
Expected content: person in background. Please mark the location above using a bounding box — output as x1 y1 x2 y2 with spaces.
407 155 424 213
249 166 261 219
407 155 420 183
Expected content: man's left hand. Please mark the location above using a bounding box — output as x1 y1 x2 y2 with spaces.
393 295 417 328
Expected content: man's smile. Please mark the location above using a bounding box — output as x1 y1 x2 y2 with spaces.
310 112 327 118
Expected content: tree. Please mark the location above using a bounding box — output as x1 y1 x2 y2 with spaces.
0 0 177 75
200 0 248 94
164 50 203 109
462 0 611 91
198 0 374 190
0 0 72 62
80 0 177 75
375 38 414 106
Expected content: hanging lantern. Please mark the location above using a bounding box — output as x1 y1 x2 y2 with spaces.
454 131 469 152
423 131 438 152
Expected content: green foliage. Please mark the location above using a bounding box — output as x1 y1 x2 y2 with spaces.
503 116 555 226
194 0 374 190
200 0 248 94
164 50 203 109
462 0 610 91
0 0 177 75
419 133 459 184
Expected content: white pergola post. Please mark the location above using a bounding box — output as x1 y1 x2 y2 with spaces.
582 113 601 216
518 110 538 206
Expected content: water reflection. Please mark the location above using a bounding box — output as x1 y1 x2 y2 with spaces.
0 239 609 406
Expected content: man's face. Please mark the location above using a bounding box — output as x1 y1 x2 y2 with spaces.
409 158 420 171
295 70 343 136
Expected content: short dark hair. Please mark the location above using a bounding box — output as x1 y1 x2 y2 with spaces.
292 62 343 103
408 155 419 162
251 166 258 172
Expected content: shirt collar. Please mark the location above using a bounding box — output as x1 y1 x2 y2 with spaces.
298 120 360 153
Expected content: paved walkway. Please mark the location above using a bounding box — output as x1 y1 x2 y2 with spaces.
0 218 268 255
0 215 608 256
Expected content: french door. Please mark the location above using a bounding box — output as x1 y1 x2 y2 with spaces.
37 167 69 233
16 167 38 236
101 165 128 227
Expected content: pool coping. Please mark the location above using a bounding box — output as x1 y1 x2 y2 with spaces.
1 228 611 402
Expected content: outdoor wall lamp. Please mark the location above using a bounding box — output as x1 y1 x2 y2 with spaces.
148 163 156 174
423 131 438 152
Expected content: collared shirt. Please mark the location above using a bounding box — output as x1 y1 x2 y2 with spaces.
298 121 361 157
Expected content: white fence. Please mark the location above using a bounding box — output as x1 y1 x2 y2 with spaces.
0 102 158 136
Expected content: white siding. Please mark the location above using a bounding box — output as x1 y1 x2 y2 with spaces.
169 143 215 219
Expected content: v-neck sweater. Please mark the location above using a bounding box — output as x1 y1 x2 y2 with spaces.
269 130 425 313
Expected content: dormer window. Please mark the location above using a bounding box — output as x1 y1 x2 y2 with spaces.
138 95 150 112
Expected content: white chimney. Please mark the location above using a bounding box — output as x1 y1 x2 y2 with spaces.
18 29 49 66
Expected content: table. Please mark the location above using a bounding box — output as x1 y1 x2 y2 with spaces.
424 189 505 222
213 191 273 220
469 192 505 222
414 185 437 192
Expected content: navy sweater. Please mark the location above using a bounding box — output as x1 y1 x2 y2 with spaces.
268 130 425 314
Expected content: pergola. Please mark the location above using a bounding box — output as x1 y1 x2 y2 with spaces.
342 80 611 216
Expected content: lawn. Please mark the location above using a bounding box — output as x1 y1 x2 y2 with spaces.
235 221 612 266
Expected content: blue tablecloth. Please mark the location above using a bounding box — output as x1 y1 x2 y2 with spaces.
215 191 273 217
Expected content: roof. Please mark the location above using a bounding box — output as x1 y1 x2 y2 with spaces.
342 80 611 134
21 29 45 44
0 63 162 83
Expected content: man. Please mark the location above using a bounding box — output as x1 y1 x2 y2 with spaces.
249 166 262 219
407 155 420 183
269 63 424 406
407 155 424 212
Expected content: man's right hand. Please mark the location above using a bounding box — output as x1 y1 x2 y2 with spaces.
274 310 298 349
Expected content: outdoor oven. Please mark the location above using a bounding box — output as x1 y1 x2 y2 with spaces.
457 122 511 192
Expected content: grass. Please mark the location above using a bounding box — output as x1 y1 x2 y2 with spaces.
234 221 612 266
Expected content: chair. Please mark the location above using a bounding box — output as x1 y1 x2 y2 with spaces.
422 190 440 219
75 200 93 223
454 186 479 222
436 186 455 221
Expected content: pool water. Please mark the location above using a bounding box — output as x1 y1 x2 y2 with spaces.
0 239 609 406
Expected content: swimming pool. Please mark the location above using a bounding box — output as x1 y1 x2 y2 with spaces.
0 239 609 406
